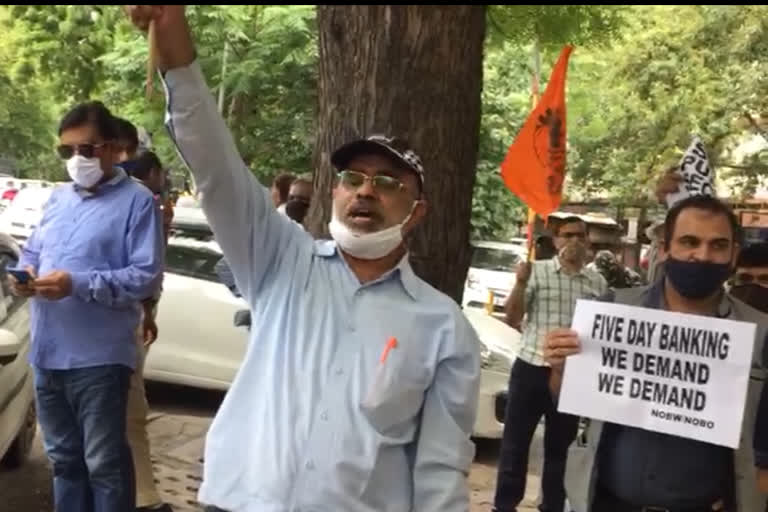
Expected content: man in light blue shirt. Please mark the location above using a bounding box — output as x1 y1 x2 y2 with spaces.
128 6 481 512
12 101 164 512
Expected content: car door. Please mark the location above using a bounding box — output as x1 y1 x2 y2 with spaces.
143 239 248 390
0 238 32 456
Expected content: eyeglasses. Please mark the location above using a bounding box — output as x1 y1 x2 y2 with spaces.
337 170 405 194
56 143 106 160
559 232 587 240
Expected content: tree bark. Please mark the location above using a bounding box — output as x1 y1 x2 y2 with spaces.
310 5 486 303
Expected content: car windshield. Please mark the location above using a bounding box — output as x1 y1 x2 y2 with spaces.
471 247 521 272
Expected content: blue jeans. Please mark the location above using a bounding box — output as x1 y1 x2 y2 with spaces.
34 365 135 512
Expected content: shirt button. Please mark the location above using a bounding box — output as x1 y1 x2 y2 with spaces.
320 411 329 421
335 368 344 376
306 460 315 470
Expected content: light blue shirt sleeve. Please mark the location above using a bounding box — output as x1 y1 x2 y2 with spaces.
20 228 41 272
69 193 163 309
161 61 310 305
413 313 481 512
19 190 56 272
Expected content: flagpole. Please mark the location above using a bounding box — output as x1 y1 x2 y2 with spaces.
526 39 541 263
501 44 573 267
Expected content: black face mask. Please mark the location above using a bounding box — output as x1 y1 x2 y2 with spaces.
731 284 768 313
664 257 732 299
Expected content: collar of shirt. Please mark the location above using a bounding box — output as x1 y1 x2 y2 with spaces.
553 256 589 277
73 167 128 198
313 239 422 301
643 278 732 318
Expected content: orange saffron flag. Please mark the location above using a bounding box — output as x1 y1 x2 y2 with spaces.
501 45 573 217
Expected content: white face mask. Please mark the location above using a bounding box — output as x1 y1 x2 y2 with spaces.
66 155 104 189
329 204 416 260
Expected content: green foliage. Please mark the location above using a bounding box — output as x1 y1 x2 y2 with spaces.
3 5 767 242
98 5 317 184
472 5 627 240
566 5 768 200
0 5 317 186
4 5 120 102
0 70 59 179
472 41 530 240
487 5 625 49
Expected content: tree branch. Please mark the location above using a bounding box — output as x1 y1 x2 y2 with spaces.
719 163 754 170
743 111 768 143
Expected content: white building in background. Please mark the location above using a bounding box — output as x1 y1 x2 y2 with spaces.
717 133 768 199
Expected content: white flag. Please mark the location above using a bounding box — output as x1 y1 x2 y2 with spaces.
665 136 715 208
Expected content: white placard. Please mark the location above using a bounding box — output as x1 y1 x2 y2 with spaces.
665 136 715 208
558 300 755 448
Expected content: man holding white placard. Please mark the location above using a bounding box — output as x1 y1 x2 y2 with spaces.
546 195 768 512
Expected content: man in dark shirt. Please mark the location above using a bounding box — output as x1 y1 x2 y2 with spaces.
545 195 768 512
728 242 768 499
114 119 174 512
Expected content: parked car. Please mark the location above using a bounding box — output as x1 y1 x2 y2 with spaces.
0 187 55 243
145 220 519 439
0 233 36 469
464 306 518 438
144 234 248 390
463 240 527 313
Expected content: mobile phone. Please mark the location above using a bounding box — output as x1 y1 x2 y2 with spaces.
8 268 32 284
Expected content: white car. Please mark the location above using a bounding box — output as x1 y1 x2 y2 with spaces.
0 233 36 469
463 240 527 313
465 306 519 438
0 187 55 243
145 225 519 439
144 234 247 390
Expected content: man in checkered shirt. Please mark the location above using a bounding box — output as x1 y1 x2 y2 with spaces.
494 216 607 512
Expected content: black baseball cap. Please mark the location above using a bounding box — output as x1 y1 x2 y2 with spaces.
331 135 425 187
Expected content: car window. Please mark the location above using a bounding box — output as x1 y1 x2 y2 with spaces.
471 247 521 272
165 244 222 283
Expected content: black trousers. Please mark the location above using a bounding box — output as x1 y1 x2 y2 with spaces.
204 507 228 512
494 358 580 512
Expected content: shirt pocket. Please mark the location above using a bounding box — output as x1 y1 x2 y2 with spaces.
360 344 430 439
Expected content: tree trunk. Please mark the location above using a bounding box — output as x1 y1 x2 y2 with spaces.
310 5 486 303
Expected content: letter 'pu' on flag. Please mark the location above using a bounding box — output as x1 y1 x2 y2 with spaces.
501 45 573 217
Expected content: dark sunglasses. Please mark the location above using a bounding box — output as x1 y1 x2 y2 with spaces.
337 169 404 194
56 143 106 160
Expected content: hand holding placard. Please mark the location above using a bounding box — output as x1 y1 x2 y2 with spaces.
558 300 754 448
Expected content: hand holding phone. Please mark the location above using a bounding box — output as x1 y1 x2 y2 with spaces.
7 266 36 298
8 268 32 285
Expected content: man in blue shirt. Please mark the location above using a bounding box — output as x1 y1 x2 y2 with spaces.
11 101 164 512
127 6 481 512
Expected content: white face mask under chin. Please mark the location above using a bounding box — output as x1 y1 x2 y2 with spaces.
328 206 415 260
66 155 104 189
